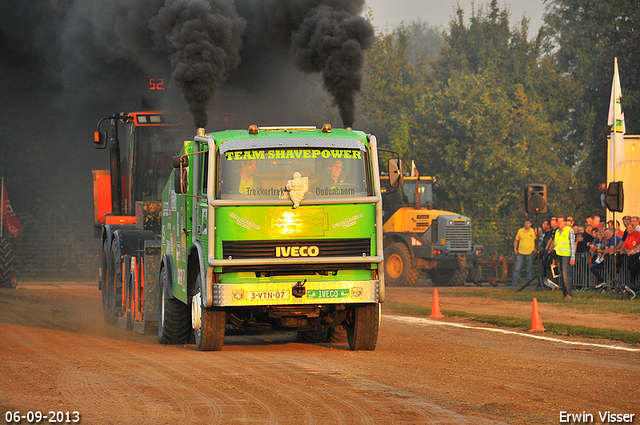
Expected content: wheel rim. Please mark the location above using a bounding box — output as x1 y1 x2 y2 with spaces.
387 253 404 279
160 284 166 328
192 292 202 331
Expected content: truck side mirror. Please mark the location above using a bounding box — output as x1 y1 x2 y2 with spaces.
172 155 188 168
172 155 189 194
388 158 404 188
93 130 107 149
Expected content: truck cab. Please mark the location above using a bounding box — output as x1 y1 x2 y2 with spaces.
158 125 400 351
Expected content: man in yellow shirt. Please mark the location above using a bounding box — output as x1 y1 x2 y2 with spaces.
511 218 537 287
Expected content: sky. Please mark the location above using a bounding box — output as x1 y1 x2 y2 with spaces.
365 0 546 34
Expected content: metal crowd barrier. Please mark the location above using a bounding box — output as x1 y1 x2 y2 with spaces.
555 252 639 291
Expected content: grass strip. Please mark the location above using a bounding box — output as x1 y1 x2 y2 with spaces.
435 288 640 315
383 301 640 345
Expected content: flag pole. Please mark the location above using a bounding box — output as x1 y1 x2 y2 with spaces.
612 57 618 184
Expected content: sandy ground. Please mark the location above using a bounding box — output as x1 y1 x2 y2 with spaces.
0 282 638 424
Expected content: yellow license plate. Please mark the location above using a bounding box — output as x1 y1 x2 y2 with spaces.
246 290 290 302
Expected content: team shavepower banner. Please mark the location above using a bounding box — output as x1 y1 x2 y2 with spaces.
2 180 23 237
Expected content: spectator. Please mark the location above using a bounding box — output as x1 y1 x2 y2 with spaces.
590 228 620 289
631 216 640 232
511 219 537 287
593 215 603 229
539 219 554 278
615 217 632 253
551 216 575 299
599 182 607 209
590 228 605 261
544 217 558 250
540 220 552 250
613 220 624 238
576 228 591 253
582 225 595 249
623 223 640 285
585 216 594 228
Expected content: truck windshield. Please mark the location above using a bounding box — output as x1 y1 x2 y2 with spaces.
219 147 369 199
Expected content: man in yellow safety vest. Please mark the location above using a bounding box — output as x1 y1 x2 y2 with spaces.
550 216 576 299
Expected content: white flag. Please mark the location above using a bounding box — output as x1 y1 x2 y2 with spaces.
608 57 625 172
411 160 419 176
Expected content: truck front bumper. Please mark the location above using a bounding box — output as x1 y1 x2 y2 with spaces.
210 280 380 307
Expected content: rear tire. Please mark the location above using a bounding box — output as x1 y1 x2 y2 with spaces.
100 239 111 323
296 329 329 343
108 240 123 324
429 267 468 287
347 304 380 351
327 324 348 343
194 275 225 351
158 266 190 344
384 243 419 287
0 237 16 288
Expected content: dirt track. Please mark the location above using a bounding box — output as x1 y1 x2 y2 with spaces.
0 282 638 425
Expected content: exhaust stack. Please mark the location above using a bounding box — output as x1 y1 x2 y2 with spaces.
197 128 205 137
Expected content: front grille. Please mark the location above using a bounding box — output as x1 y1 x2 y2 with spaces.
445 223 472 251
222 238 371 259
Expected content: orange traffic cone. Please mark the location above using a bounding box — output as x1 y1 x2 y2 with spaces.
528 298 545 332
430 288 445 318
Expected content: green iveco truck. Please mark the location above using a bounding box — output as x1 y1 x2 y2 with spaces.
159 125 401 351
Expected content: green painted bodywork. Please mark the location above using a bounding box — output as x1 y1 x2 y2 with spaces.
161 127 382 306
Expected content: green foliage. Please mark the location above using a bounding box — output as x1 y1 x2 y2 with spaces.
543 0 640 210
359 0 638 258
359 24 427 150
417 1 577 221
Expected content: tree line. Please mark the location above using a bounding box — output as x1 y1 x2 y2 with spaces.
356 0 640 247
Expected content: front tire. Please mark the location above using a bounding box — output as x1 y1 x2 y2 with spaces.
347 304 380 351
384 243 419 287
193 275 225 351
158 266 190 344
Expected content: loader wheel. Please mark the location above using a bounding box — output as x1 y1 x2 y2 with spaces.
158 266 190 344
0 238 16 288
429 267 469 287
384 243 419 287
347 304 380 351
193 275 225 351
101 240 110 323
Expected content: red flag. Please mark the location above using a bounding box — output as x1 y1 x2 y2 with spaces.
2 181 23 237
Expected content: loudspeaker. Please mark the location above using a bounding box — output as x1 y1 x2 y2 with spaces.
524 184 547 214
604 181 624 212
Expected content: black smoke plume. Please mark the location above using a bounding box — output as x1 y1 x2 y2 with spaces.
234 0 374 128
150 0 245 129
291 6 374 128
